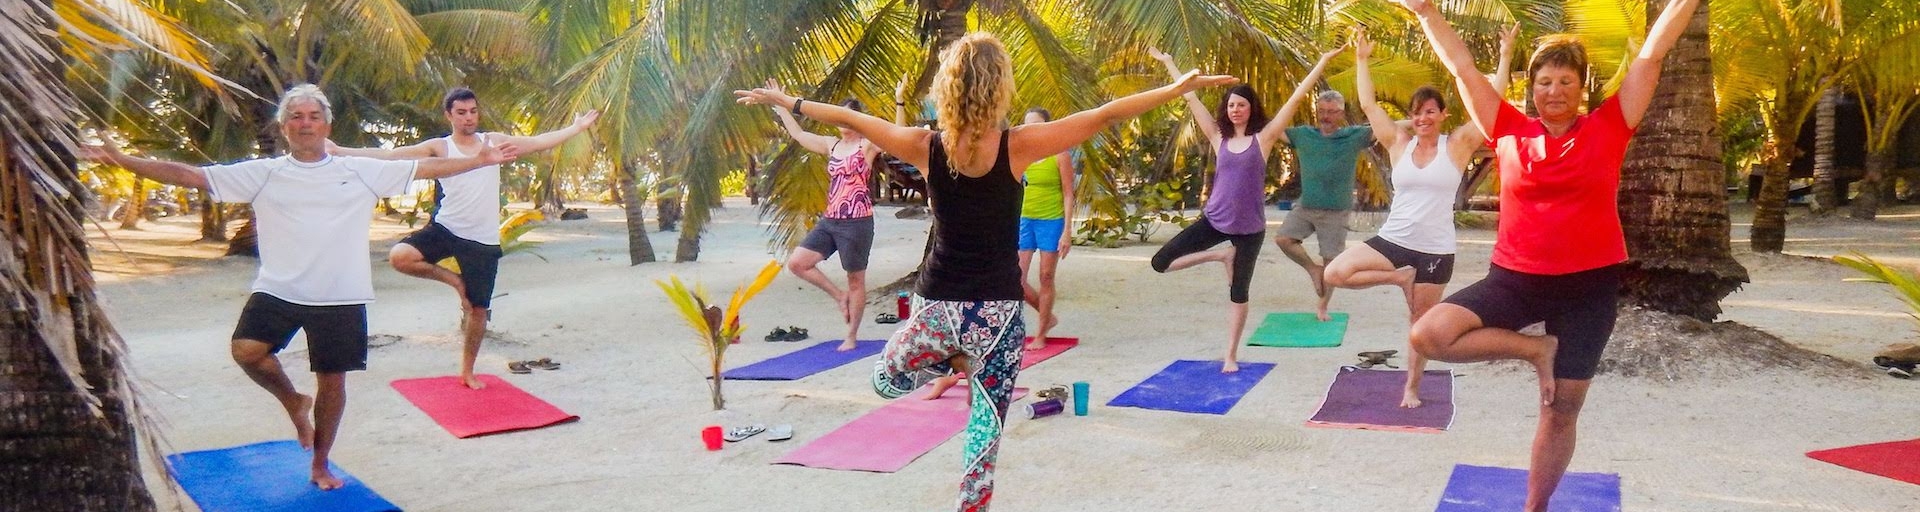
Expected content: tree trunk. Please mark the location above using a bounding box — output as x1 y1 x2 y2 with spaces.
198 196 226 242
618 162 656 265
656 181 682 232
1851 150 1889 220
225 213 259 257
1751 145 1792 253
674 224 701 263
117 179 145 230
1618 0 1749 320
1809 86 1840 214
1 3 156 508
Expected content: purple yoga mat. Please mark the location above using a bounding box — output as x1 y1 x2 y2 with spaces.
1306 366 1454 432
720 340 884 380
1436 464 1621 511
774 386 1028 472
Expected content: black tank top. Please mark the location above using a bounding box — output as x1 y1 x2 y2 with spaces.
917 131 1024 301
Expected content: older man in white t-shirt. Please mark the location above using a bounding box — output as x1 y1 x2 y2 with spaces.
81 84 519 491
329 87 598 389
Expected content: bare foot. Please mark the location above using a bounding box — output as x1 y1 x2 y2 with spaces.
1024 337 1048 350
1221 359 1240 373
1400 388 1423 409
836 339 858 352
1308 265 1332 321
1395 267 1417 304
921 375 961 400
311 467 344 491
1532 335 1559 406
461 373 486 390
283 394 315 449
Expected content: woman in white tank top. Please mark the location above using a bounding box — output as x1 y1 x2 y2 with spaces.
1323 27 1514 408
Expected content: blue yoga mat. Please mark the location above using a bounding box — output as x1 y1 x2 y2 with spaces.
1436 464 1621 512
1106 359 1276 415
167 440 399 512
721 340 884 380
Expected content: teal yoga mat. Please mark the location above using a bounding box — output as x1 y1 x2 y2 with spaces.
1246 312 1348 347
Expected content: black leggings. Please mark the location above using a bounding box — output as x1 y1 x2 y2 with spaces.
1151 217 1264 304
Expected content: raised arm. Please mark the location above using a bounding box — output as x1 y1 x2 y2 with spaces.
1266 46 1345 146
1616 0 1701 128
414 140 521 179
1492 23 1519 94
78 144 209 189
765 83 839 155
1354 30 1400 149
494 110 600 154
1149 47 1222 144
326 138 438 160
1397 0 1504 138
736 87 934 169
1009 71 1239 167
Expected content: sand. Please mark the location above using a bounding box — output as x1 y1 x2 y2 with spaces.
93 199 1920 511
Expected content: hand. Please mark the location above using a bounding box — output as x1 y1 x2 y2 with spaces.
572 110 601 130
1171 70 1239 94
1500 23 1520 51
1395 0 1435 15
1320 44 1345 63
735 80 796 109
1147 46 1172 63
476 140 522 165
1057 237 1072 259
895 74 911 104
1353 29 1374 60
76 142 124 164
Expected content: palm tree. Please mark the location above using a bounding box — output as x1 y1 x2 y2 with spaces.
1848 0 1920 220
1810 86 1841 214
1610 0 1749 320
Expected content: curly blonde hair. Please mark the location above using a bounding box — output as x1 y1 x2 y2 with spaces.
931 33 1014 174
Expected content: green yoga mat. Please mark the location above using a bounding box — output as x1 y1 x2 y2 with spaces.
1246 312 1348 347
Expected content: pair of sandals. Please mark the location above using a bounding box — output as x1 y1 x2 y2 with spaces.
875 313 901 324
723 424 793 442
1033 385 1071 401
506 358 561 374
764 327 810 342
1356 350 1400 369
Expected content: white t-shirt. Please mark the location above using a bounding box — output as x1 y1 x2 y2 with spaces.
202 155 417 306
430 135 503 245
1376 135 1461 255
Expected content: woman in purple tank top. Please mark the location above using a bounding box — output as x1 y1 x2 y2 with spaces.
1146 46 1340 373
761 81 909 351
739 33 1234 512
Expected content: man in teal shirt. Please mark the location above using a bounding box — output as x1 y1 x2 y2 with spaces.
1277 89 1374 321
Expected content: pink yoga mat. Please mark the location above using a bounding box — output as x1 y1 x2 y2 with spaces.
390 375 579 438
1020 337 1078 369
774 387 1027 472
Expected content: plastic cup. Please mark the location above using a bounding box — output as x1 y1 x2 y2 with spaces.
702 426 723 451
1072 381 1090 416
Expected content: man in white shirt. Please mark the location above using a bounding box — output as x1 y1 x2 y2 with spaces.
330 87 598 389
81 84 518 491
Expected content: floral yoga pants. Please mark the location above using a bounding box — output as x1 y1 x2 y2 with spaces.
871 298 1023 512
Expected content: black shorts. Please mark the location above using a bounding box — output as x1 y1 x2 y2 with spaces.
232 293 369 373
1364 236 1456 284
399 222 504 308
797 216 875 272
1442 264 1623 380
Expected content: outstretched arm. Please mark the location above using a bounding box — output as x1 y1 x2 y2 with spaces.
494 110 600 154
736 88 933 169
1010 71 1239 167
764 81 839 155
1354 30 1400 149
1397 0 1504 137
78 144 209 189
327 139 438 160
414 140 522 179
1265 46 1346 146
1616 0 1702 128
1149 47 1222 144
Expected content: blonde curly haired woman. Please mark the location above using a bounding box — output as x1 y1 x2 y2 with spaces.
740 33 1233 511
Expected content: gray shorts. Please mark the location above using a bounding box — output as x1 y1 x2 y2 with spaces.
1276 207 1350 261
798 216 875 272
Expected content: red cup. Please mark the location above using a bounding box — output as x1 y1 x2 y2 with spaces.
701 426 723 451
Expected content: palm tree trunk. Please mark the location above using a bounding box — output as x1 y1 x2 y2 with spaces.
674 218 700 262
618 162 656 265
117 179 145 229
1751 143 1793 253
1 3 155 508
1809 86 1840 214
1851 150 1889 220
1618 0 1749 320
225 213 259 257
197 196 226 242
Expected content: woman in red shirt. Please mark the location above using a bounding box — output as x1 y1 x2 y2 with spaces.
1396 0 1701 510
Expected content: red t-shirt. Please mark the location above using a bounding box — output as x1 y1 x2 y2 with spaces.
1488 96 1634 275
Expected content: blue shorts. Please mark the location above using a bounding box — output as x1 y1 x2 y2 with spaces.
1018 217 1066 252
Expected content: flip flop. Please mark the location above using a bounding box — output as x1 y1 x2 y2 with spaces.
724 424 766 442
766 424 793 442
875 313 900 324
765 327 791 342
507 361 532 374
526 358 561 371
787 327 810 341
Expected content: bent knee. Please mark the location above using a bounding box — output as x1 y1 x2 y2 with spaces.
230 340 272 365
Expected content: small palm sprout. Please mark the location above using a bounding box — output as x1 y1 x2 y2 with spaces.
657 260 783 410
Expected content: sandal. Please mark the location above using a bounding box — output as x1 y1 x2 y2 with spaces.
724 424 766 442
1034 385 1070 401
766 424 793 442
526 358 561 371
875 313 900 324
507 361 532 374
786 327 810 341
765 327 791 342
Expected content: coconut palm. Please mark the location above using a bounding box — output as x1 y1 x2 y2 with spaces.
1847 0 1920 220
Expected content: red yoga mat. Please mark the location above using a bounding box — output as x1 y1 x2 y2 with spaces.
390 375 579 438
1019 337 1078 369
773 387 1027 472
1807 438 1920 485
